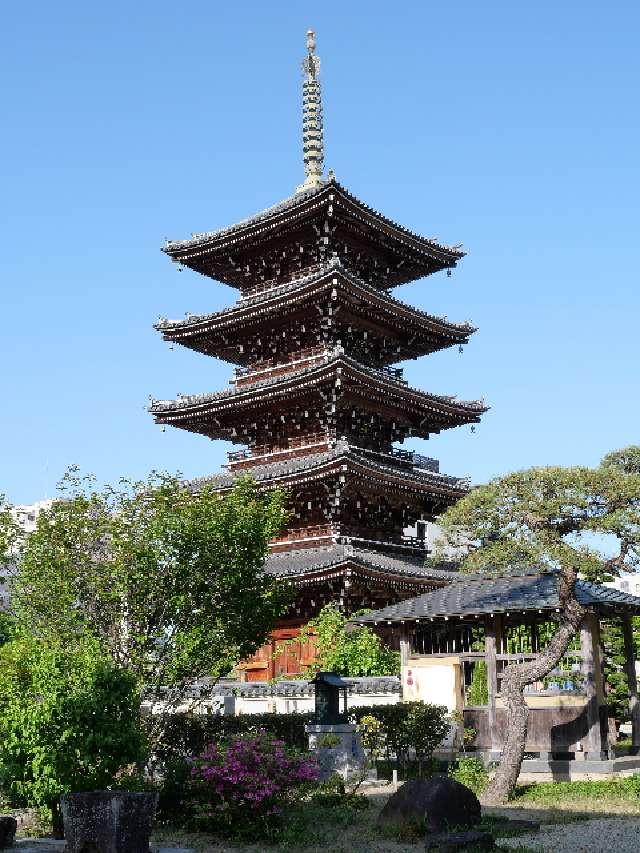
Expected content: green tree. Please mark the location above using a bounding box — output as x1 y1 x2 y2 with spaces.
435 446 640 804
0 632 145 836
297 603 399 677
4 471 289 741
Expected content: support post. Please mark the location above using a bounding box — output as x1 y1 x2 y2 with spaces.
580 612 607 759
485 615 501 757
621 613 640 752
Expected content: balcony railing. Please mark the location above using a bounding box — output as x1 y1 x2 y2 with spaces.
358 447 439 473
269 524 336 548
339 529 430 551
226 433 330 468
233 346 326 380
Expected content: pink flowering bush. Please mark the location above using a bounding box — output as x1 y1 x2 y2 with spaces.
192 730 320 838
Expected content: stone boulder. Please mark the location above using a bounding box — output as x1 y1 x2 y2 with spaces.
0 816 17 849
377 775 481 834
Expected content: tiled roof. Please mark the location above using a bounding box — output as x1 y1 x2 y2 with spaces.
189 442 469 494
156 259 476 337
350 570 640 623
149 351 487 415
263 543 460 581
162 178 464 261
576 580 640 609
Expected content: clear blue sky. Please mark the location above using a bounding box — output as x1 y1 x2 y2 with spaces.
2 1 638 505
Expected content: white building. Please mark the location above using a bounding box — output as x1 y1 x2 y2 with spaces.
605 574 640 599
0 499 52 610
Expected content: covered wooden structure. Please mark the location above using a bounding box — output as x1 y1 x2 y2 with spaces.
352 569 640 759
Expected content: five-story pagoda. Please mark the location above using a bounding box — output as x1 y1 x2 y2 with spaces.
151 31 487 678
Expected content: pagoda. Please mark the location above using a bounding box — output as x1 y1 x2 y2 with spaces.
150 31 487 679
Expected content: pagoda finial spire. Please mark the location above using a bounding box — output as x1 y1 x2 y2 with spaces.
297 29 324 193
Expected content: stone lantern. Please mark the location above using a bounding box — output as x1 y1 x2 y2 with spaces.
310 671 349 725
305 671 367 782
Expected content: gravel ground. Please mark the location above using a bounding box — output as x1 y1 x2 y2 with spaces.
497 816 640 853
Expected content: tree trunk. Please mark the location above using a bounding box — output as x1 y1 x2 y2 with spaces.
481 567 586 805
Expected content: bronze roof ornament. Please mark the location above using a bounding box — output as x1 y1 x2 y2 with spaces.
297 29 325 193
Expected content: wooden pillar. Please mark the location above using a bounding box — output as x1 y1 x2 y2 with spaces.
485 615 500 755
621 613 640 752
580 612 607 759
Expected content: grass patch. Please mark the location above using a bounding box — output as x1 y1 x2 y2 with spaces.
514 775 640 806
153 795 372 852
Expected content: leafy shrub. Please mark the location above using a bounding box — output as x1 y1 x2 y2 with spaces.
358 714 385 758
0 632 146 833
191 731 320 840
154 711 315 826
450 757 489 794
350 702 449 769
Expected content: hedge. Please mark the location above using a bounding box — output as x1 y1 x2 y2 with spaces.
156 711 314 762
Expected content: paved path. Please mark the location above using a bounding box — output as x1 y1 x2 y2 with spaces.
498 816 640 853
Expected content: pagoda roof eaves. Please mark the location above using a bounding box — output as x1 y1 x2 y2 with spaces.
188 441 471 496
155 260 477 340
149 351 488 418
263 543 459 581
161 178 465 266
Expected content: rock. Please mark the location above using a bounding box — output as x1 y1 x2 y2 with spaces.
425 830 495 851
377 776 481 834
60 792 157 853
0 816 17 848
